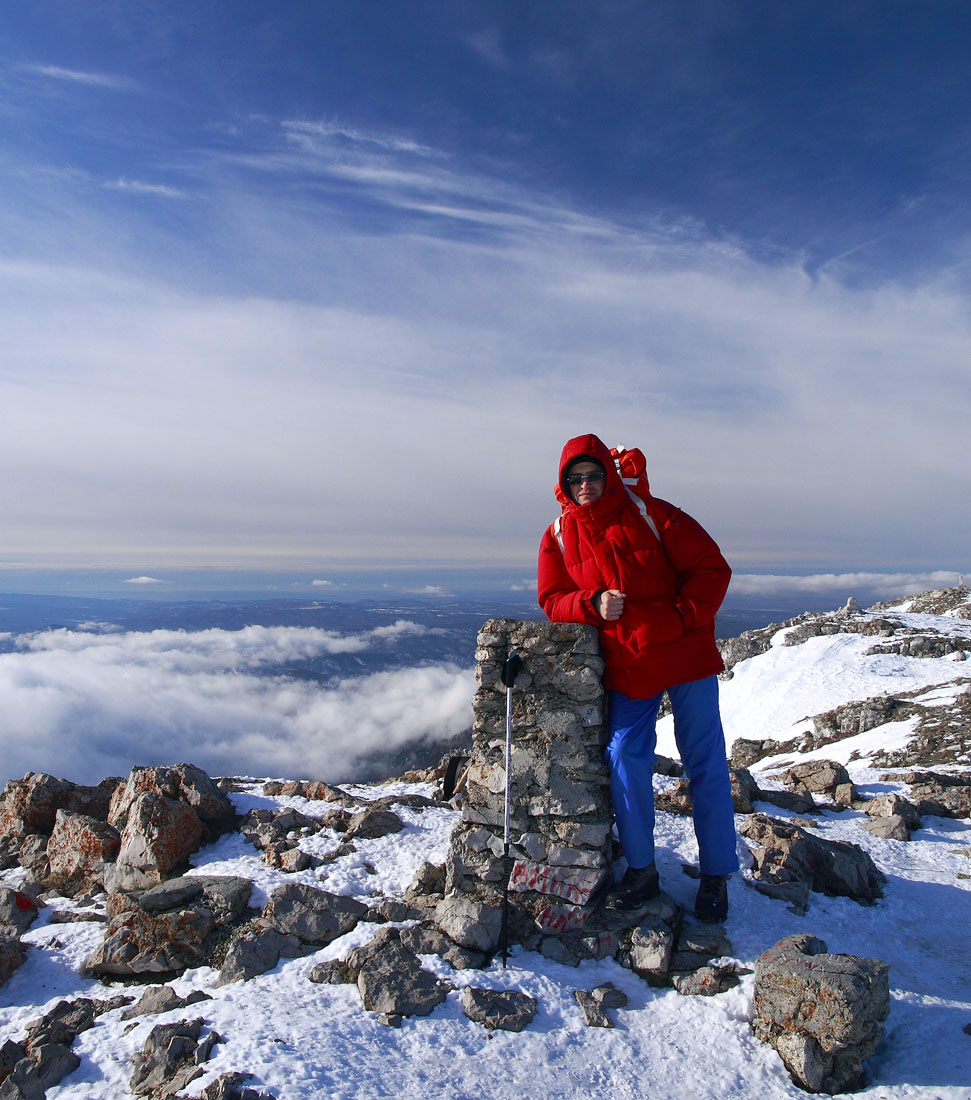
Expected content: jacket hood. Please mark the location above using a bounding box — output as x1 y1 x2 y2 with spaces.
555 433 625 512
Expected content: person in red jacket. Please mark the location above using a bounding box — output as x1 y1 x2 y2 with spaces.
538 433 738 921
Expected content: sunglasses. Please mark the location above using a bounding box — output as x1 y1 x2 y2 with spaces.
565 471 605 486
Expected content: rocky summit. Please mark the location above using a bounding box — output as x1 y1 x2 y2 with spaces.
0 587 969 1100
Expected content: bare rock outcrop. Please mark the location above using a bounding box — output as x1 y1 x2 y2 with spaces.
47 810 121 891
752 933 890 1094
86 875 252 978
0 773 118 840
105 764 236 893
741 815 886 913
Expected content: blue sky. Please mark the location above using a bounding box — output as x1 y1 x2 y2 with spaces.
1 1 969 590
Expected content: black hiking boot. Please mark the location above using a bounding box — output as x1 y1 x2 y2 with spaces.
694 874 729 922
605 863 660 910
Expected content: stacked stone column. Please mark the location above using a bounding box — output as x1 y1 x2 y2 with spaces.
444 618 613 939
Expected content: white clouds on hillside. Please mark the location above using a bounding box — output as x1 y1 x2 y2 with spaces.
0 624 474 785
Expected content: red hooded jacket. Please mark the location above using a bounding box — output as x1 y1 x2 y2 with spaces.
537 433 731 699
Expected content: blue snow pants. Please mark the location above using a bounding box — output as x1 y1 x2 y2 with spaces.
605 676 738 876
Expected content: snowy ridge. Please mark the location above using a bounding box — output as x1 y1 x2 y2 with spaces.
2 594 970 1099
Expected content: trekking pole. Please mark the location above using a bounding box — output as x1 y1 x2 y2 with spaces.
500 647 523 969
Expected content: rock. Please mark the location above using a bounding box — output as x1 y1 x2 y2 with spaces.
741 814 886 909
129 1017 206 1097
574 982 627 1026
433 894 502 953
654 778 693 816
88 875 252 977
653 755 684 777
86 905 216 977
216 928 301 985
865 793 921 831
46 810 120 889
355 937 449 1017
392 925 487 970
0 888 39 936
460 987 537 1032
16 835 50 880
0 773 117 838
404 861 445 904
729 767 761 814
121 985 212 1020
263 779 355 805
368 898 421 923
109 764 235 835
755 786 820 815
1 1038 26 1083
752 933 890 1094
861 815 910 841
730 738 770 769
106 791 204 893
782 760 858 803
343 807 404 841
1 1043 80 1099
262 882 368 946
671 964 741 996
138 875 252 924
671 923 732 971
0 936 27 987
196 1071 279 1100
308 958 354 985
627 918 675 979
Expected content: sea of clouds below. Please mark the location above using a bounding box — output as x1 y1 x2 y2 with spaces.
0 622 474 787
0 569 965 789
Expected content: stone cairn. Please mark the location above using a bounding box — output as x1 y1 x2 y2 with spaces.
443 619 614 945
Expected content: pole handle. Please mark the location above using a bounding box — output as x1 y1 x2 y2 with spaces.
501 649 523 687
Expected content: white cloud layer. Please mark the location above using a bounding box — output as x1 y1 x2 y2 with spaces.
0 624 474 786
730 571 965 598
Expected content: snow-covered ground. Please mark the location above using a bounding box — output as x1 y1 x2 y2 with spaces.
2 603 970 1099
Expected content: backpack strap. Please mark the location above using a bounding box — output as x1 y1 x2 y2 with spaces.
552 514 564 552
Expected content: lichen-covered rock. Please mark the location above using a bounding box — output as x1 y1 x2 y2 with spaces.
106 791 204 893
109 764 234 835
87 905 216 977
752 933 890 1094
47 809 120 888
0 772 117 838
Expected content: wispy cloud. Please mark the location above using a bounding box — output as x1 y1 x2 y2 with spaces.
107 178 188 199
282 120 440 158
0 624 472 785
20 64 135 92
